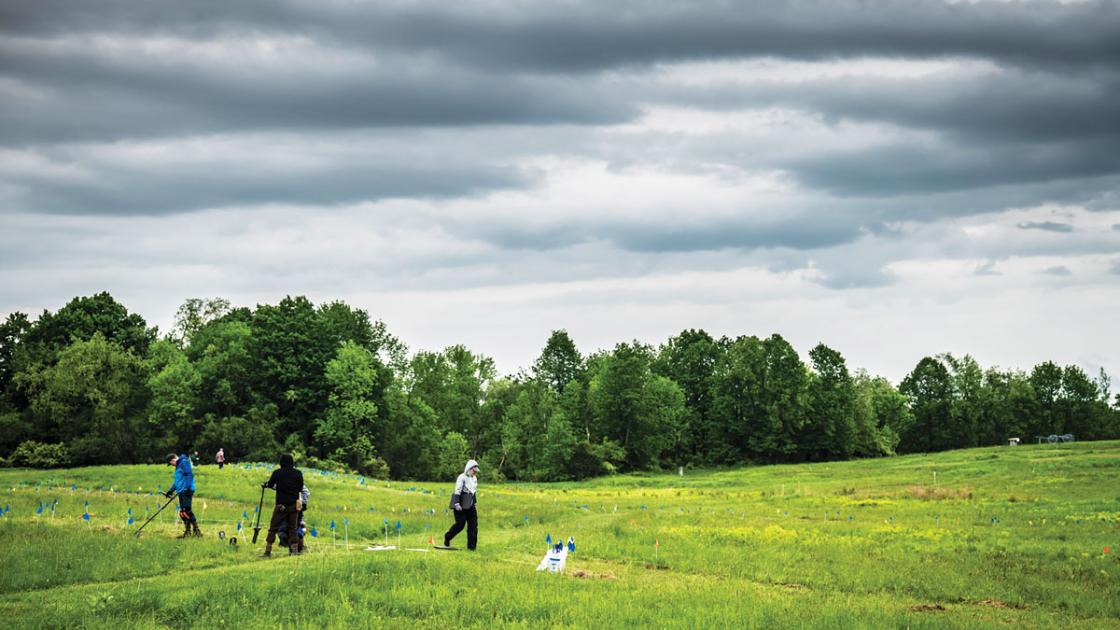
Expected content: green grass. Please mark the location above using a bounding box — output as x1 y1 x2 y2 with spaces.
1 442 1118 628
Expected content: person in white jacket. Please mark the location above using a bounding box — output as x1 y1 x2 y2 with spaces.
443 459 480 550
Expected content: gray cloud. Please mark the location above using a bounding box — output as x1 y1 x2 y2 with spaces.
1042 265 1073 276
1017 221 1075 233
0 135 535 215
3 1 1118 72
0 39 633 144
974 260 1000 277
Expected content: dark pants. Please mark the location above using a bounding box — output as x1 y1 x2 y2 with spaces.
218 462 224 469
265 504 300 552
177 490 197 524
444 506 477 549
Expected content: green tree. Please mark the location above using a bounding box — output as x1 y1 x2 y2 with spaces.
803 343 857 460
171 298 231 347
189 320 256 420
315 341 391 471
145 339 201 451
1029 361 1064 436
249 296 336 443
533 330 583 392
943 353 983 449
654 329 722 463
852 371 909 456
587 342 684 470
408 345 496 454
19 333 149 464
437 431 471 480
0 312 31 409
1060 365 1099 439
899 357 953 453
17 292 154 368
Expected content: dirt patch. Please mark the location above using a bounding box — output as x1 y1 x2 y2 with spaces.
910 604 947 612
907 485 973 501
969 598 1027 610
643 562 670 571
779 583 808 591
571 569 617 580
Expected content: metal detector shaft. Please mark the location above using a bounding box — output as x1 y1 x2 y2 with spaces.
251 485 266 544
134 493 177 537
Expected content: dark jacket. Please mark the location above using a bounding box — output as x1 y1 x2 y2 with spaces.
266 463 304 506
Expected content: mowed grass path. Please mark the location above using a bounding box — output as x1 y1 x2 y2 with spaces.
1 441 1118 628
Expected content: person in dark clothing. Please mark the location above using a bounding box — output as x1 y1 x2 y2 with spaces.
261 453 304 557
443 459 479 550
165 453 201 538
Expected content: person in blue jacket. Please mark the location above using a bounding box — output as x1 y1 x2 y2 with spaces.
165 452 201 538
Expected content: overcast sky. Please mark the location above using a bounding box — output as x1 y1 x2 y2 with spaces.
2 0 1118 382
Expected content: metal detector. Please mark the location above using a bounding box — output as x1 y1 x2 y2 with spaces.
134 492 177 537
251 485 266 544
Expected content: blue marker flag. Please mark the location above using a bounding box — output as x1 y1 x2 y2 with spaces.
85 500 89 508
310 527 318 538
344 518 350 526
568 538 576 553
383 517 388 526
396 520 401 531
243 511 249 520
127 507 132 516
546 533 552 546
37 501 44 514
237 521 243 532
82 512 90 521
127 517 134 525
330 520 336 530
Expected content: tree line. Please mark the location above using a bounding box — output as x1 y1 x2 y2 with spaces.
1 293 1116 480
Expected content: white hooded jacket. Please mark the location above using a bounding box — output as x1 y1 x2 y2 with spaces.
450 459 479 510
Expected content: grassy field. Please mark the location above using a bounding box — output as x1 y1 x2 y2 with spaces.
1 441 1118 629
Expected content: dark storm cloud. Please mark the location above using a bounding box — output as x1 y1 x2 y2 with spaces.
651 69 1120 145
1 0 1118 246
606 215 861 253
1 142 533 215
3 0 1118 72
784 140 1120 198
1017 221 1075 233
0 39 633 144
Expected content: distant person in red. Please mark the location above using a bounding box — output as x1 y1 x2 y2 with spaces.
261 453 304 557
216 448 225 469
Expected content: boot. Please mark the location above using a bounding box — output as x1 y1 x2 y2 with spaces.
176 522 191 539
260 542 273 558
289 544 300 556
191 522 203 537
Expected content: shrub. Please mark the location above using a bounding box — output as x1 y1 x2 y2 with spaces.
9 440 71 468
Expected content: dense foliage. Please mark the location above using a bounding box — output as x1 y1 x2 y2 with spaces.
1 293 1116 478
